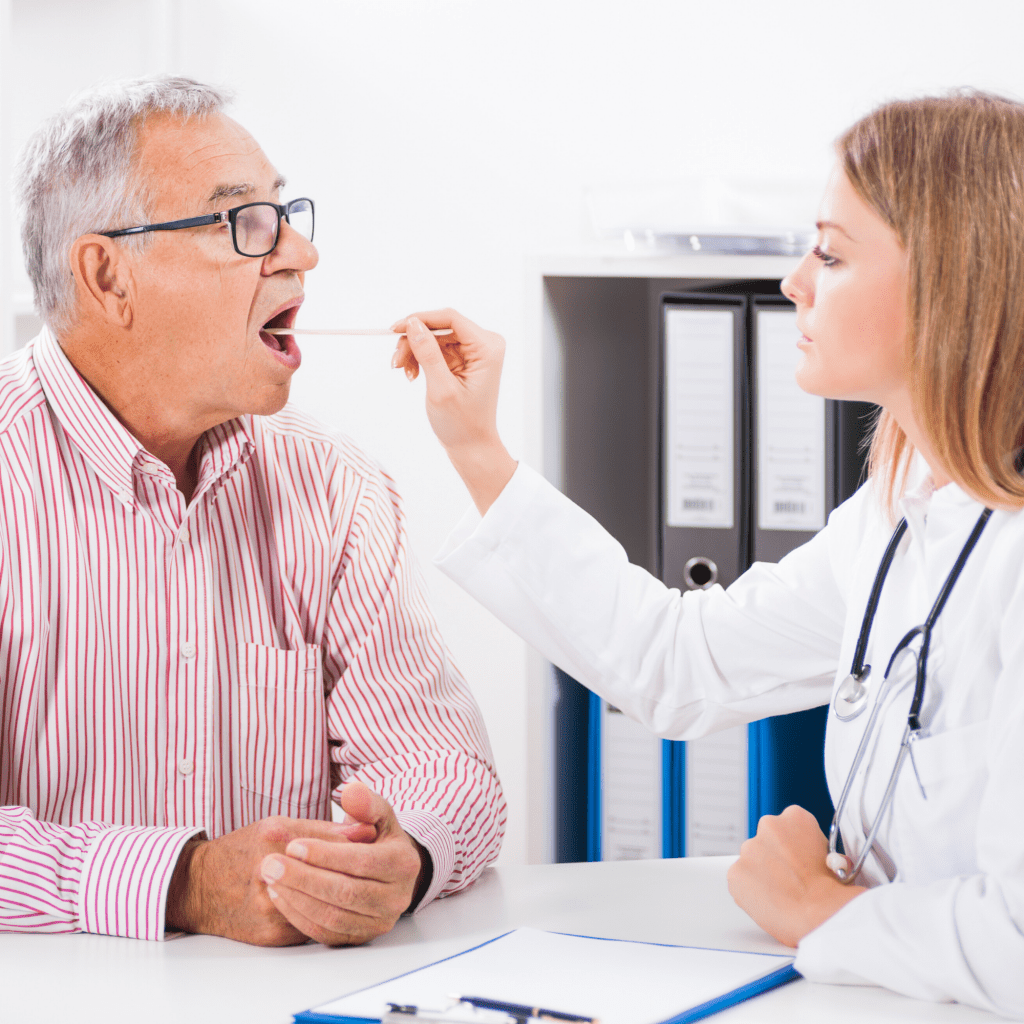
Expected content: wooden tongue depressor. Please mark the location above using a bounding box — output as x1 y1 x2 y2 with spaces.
263 327 454 336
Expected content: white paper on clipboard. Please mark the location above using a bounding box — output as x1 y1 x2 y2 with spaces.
298 928 796 1024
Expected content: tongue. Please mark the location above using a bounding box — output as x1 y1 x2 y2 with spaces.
260 329 284 351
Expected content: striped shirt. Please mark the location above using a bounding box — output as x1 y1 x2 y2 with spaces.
0 328 505 941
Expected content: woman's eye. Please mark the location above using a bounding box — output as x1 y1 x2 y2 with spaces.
812 245 839 268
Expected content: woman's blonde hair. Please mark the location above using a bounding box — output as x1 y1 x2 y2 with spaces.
838 91 1024 510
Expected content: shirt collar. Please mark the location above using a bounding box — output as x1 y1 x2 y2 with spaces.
899 453 984 541
33 326 143 500
33 326 256 502
194 417 256 503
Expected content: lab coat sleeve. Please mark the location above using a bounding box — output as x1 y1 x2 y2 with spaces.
436 464 858 739
796 576 1024 1019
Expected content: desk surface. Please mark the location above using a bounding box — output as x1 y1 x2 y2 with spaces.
1 857 996 1024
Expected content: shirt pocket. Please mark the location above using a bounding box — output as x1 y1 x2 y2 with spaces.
892 719 988 883
236 642 330 822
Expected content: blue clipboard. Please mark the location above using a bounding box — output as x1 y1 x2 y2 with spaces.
293 928 799 1024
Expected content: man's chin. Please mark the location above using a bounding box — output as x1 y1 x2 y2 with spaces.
251 381 292 418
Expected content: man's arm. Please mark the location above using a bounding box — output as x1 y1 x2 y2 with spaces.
316 447 506 910
0 805 200 939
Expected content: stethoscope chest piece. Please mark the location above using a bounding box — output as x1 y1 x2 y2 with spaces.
833 667 871 721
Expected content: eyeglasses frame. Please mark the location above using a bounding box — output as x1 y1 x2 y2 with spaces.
98 197 315 258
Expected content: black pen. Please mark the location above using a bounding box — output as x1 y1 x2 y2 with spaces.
457 996 597 1023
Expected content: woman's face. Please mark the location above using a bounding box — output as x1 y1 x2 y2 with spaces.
781 164 909 408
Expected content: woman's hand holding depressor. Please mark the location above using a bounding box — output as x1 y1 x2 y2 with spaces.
392 309 517 515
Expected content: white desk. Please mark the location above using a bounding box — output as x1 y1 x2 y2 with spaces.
1 857 997 1024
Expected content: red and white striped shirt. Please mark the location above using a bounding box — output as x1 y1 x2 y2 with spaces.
0 328 505 941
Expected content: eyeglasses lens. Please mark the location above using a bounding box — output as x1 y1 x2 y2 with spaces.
285 200 314 245
233 201 314 257
235 204 281 257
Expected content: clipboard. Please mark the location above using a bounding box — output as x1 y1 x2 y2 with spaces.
293 928 798 1024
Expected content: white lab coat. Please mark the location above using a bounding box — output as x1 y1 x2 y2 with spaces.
435 462 1024 1017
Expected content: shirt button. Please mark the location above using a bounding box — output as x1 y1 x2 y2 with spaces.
181 641 196 659
179 528 191 543
178 759 194 775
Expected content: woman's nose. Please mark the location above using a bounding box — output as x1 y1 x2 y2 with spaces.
780 253 813 306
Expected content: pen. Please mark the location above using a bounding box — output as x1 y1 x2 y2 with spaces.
457 996 597 1023
382 1003 514 1024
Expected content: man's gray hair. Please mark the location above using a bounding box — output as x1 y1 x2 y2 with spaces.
15 75 232 335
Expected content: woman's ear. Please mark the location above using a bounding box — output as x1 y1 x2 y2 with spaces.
69 234 134 328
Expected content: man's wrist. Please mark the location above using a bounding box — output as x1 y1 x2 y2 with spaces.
165 833 207 933
407 836 434 913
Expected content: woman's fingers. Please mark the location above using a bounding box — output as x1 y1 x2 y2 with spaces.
391 308 516 514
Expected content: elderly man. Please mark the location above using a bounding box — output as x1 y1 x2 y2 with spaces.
0 76 505 946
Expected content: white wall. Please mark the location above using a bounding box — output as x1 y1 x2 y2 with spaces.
4 0 1024 865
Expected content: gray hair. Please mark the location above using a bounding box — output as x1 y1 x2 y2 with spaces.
15 75 232 335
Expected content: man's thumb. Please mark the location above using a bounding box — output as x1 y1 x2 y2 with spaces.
339 780 393 834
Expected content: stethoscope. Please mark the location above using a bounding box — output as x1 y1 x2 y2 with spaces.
825 506 993 883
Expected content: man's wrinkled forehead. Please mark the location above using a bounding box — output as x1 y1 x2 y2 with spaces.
136 111 285 214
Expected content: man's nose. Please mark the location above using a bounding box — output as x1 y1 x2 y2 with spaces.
264 220 318 274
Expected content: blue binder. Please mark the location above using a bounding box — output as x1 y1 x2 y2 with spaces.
585 692 684 861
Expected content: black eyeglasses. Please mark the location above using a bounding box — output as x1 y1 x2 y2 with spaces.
99 197 315 258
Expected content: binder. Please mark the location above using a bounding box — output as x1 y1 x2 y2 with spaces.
294 928 798 1024
660 294 753 856
750 296 827 562
585 295 746 863
661 294 749 592
586 695 684 861
748 295 875 833
573 284 874 862
663 291 872 852
750 295 875 559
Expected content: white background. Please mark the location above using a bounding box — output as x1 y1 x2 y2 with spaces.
2 0 1024 865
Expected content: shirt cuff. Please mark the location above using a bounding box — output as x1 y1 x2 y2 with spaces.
78 824 204 940
794 886 882 986
435 462 544 567
396 809 456 914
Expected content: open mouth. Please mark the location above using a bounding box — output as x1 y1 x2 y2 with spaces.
259 306 297 351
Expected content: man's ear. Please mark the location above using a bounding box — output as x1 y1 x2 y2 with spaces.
69 234 134 328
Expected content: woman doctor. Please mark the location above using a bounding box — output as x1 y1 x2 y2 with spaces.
392 93 1024 1017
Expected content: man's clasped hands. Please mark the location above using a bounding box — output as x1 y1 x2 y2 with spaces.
165 782 431 947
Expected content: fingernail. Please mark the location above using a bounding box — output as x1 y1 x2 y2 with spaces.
391 351 400 370
262 857 284 882
407 316 424 338
405 367 415 381
266 886 278 900
389 318 406 332
287 841 308 861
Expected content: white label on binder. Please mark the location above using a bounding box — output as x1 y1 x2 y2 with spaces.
756 309 826 532
664 308 735 529
685 726 748 856
601 703 662 860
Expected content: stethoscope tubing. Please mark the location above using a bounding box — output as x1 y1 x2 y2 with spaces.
827 507 993 883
